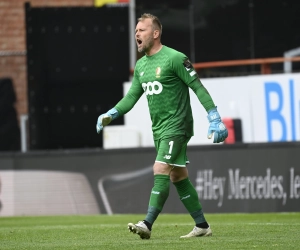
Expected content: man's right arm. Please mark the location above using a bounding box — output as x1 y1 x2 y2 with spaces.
96 76 144 134
114 77 144 116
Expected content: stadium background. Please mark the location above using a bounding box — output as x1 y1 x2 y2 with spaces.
0 0 299 216
1 0 300 138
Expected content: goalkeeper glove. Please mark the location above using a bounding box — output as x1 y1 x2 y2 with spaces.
96 107 119 134
207 107 228 143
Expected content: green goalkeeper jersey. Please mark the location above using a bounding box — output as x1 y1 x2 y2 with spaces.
115 45 215 140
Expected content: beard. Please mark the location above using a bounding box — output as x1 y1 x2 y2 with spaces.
138 37 154 54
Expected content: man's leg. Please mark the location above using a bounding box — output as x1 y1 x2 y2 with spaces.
128 136 193 239
128 162 172 239
171 167 212 238
144 173 170 227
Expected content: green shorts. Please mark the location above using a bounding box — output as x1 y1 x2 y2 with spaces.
154 136 191 167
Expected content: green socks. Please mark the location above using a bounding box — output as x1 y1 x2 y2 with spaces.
145 174 170 225
174 177 206 224
144 176 207 227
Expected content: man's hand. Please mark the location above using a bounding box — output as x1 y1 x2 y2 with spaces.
207 107 228 143
96 108 119 134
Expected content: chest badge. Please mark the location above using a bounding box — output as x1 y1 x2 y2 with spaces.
155 67 161 78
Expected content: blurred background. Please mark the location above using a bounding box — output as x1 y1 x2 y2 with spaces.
0 0 300 151
0 0 299 216
0 0 300 150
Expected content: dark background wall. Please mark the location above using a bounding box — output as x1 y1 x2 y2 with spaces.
0 0 93 136
25 3 129 149
136 0 300 75
136 0 300 61
0 78 20 151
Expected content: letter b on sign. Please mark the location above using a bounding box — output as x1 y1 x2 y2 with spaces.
264 82 287 141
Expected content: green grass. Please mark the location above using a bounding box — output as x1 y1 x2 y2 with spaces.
0 213 299 250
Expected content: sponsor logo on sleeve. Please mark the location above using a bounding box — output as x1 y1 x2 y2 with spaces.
183 59 192 70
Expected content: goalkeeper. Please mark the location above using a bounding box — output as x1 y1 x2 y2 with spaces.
96 13 228 239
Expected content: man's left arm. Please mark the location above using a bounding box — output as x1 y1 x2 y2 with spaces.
188 78 215 112
171 54 215 111
189 79 228 143
172 54 228 143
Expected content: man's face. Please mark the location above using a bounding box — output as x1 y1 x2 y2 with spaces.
135 18 154 54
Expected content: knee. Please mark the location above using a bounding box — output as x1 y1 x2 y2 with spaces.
170 172 187 183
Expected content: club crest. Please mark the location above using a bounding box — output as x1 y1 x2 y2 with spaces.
156 67 161 78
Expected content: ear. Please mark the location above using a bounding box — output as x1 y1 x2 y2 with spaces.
153 30 160 39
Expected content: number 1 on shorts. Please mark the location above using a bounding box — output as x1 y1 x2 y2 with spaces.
168 141 174 154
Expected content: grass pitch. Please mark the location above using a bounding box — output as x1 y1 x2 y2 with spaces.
0 213 299 250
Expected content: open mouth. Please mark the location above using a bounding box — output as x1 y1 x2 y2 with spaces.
137 39 142 45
